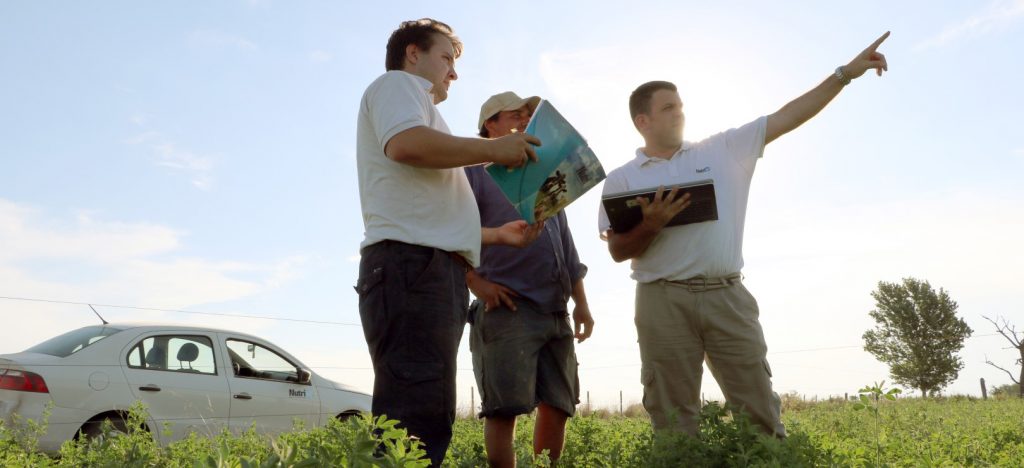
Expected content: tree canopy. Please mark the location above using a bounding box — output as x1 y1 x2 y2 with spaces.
863 278 972 397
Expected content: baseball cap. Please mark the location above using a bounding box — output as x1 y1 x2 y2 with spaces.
477 91 541 131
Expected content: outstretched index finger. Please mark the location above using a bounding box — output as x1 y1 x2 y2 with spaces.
867 31 890 52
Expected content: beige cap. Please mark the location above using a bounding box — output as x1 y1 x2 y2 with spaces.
477 91 541 131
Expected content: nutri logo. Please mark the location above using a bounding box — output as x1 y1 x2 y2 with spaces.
289 389 307 398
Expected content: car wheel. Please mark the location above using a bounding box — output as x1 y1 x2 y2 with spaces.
79 414 131 440
336 411 360 422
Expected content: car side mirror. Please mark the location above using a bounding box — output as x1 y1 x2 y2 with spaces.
297 368 312 384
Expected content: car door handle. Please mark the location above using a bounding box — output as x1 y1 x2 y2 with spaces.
233 393 253 400
139 385 161 392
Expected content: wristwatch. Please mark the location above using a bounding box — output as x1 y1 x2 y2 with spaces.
834 66 851 86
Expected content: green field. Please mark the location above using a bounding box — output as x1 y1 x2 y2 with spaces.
3 398 1023 467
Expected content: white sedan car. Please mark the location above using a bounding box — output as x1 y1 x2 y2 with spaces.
0 322 371 453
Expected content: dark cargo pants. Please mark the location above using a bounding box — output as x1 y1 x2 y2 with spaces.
356 240 469 466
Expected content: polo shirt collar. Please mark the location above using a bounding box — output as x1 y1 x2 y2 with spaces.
393 70 434 92
632 142 691 168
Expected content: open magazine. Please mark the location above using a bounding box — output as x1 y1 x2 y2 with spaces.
485 100 606 224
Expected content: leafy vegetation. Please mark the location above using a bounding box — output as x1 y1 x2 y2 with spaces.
3 396 1023 466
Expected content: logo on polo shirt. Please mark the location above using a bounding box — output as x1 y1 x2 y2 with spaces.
697 166 711 173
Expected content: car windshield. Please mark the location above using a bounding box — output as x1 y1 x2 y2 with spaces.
25 325 125 357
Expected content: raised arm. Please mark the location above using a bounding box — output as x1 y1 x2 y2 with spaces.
606 187 691 262
385 126 540 168
765 31 890 145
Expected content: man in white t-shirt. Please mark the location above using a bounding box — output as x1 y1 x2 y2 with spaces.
354 19 544 466
598 33 890 437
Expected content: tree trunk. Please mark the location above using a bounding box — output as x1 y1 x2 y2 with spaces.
920 387 926 398
1019 347 1024 398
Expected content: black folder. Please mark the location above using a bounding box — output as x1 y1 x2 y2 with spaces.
601 179 718 233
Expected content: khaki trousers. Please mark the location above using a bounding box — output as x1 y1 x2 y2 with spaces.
635 280 785 437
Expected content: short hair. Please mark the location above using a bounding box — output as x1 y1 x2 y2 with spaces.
629 81 678 121
385 18 463 72
478 114 500 138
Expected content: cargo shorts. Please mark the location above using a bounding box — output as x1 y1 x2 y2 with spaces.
468 298 580 418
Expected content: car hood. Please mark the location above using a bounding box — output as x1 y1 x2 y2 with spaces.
318 378 369 396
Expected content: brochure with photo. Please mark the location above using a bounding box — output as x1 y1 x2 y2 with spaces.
486 100 606 224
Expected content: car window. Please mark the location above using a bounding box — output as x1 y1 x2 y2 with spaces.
127 335 217 375
226 339 302 383
26 325 125 357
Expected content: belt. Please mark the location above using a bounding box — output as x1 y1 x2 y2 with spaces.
448 251 471 272
665 273 743 292
369 240 471 272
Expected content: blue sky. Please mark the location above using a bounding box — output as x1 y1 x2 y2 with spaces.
3 1 1023 408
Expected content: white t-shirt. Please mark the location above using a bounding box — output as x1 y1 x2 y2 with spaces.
598 116 767 282
356 71 481 266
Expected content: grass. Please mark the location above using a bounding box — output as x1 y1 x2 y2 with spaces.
2 397 1023 466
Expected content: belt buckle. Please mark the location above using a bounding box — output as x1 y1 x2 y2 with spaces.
688 277 708 293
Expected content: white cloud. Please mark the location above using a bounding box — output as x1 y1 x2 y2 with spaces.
537 42 772 170
188 29 259 51
916 0 1024 50
130 114 149 126
123 131 160 145
123 130 217 190
262 255 310 289
191 173 214 190
153 143 214 172
153 143 216 189
309 50 332 63
122 110 216 190
0 201 180 263
0 198 305 313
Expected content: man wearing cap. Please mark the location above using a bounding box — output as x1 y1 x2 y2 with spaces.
464 91 594 467
598 33 890 437
355 20 544 466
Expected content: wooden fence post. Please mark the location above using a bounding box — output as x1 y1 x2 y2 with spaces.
980 378 987 400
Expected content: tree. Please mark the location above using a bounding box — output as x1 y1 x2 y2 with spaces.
862 278 973 398
991 382 1021 399
982 315 1023 398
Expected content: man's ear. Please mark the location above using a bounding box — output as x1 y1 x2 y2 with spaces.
404 43 419 67
483 119 498 138
633 114 648 131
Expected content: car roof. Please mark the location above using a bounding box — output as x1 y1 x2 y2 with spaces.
103 322 265 340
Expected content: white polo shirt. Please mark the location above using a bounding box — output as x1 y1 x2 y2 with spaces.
598 116 767 282
356 71 482 266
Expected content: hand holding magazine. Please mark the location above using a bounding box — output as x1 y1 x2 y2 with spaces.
486 101 606 224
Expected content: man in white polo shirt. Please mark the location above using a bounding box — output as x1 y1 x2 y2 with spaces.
598 32 890 437
354 18 542 466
